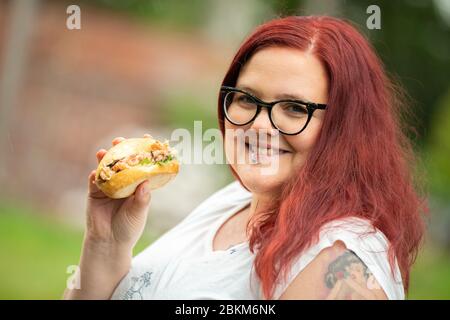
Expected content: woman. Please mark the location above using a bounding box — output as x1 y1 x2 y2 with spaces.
64 15 426 300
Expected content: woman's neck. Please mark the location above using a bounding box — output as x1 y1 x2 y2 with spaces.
245 192 276 229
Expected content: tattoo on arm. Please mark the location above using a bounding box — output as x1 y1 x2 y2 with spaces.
323 250 385 300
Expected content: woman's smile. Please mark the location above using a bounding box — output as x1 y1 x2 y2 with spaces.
244 140 292 164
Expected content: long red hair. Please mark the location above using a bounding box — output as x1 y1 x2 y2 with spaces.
217 16 427 299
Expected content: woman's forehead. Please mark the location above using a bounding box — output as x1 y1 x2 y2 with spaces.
236 47 328 103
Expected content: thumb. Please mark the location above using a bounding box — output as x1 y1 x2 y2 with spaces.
87 169 105 198
125 180 151 215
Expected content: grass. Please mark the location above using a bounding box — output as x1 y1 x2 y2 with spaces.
0 200 449 299
408 243 450 299
0 201 155 300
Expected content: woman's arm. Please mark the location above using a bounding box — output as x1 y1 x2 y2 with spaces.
325 279 345 300
63 135 153 299
279 241 387 300
342 276 383 299
63 237 132 300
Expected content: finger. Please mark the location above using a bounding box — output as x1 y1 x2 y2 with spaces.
112 137 125 146
96 149 107 164
125 180 151 215
87 169 101 195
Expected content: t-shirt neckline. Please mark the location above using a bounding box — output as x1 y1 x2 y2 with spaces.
206 200 251 255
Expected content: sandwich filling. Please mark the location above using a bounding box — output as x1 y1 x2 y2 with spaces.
97 140 175 183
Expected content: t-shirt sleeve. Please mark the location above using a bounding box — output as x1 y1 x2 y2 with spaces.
272 218 405 300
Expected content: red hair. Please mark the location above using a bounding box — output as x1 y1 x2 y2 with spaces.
217 16 427 299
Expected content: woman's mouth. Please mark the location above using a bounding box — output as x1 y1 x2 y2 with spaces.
245 142 290 164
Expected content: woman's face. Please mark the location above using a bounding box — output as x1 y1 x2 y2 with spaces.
224 47 328 195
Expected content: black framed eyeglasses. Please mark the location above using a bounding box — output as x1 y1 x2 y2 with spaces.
220 86 327 135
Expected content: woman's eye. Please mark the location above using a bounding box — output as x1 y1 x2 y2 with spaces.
285 103 307 114
237 95 251 102
237 95 253 104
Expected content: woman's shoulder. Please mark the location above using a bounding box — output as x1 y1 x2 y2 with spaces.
318 217 392 254
319 217 384 239
274 216 405 300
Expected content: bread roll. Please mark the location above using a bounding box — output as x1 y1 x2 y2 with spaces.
95 137 179 199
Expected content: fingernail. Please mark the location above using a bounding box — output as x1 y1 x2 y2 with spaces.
141 182 149 196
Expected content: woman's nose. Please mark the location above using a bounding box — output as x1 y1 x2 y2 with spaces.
250 108 277 135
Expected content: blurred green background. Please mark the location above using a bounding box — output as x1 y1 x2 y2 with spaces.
0 0 449 299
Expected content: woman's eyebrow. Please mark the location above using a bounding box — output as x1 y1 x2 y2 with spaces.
236 85 308 101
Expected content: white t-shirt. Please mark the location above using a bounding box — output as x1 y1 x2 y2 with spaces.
111 180 405 300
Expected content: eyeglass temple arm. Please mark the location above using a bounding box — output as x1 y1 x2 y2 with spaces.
308 103 327 110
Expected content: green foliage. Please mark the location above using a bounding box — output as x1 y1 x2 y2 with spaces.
84 0 211 31
333 0 450 145
0 201 155 299
426 88 450 199
161 92 218 132
408 244 450 299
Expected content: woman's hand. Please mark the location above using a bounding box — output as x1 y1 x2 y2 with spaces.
63 134 153 300
86 134 152 249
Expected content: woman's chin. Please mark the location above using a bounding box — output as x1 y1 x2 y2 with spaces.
237 164 288 194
